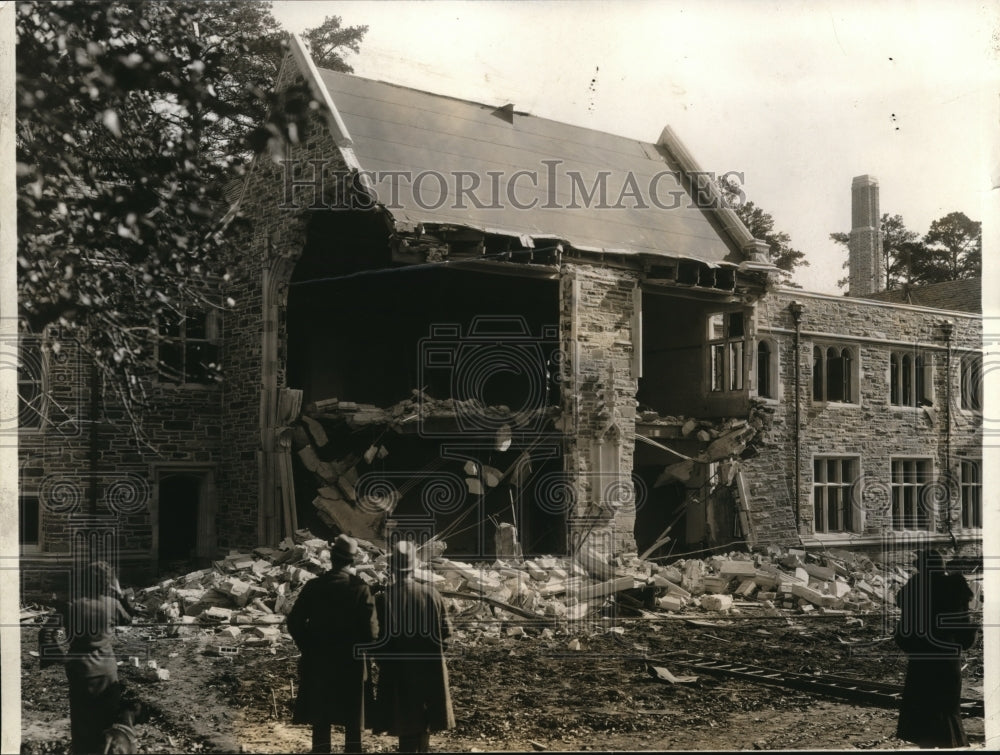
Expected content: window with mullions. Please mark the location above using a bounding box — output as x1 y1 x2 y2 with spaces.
960 353 982 411
890 458 932 530
708 311 744 392
812 345 855 403
157 309 221 385
813 457 858 533
960 459 982 529
889 351 932 407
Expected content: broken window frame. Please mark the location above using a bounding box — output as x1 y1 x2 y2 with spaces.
811 343 857 404
959 458 982 529
889 350 933 408
889 457 933 531
155 307 222 387
706 310 746 393
959 353 982 412
812 456 859 534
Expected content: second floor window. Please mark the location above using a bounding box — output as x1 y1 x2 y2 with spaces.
889 351 932 407
812 345 855 403
708 311 744 392
960 353 982 411
157 309 221 385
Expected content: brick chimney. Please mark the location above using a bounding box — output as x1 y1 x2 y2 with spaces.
847 175 883 297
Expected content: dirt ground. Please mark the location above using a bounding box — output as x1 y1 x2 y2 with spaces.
19 608 986 753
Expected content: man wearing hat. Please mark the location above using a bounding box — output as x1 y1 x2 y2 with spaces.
287 534 378 754
372 539 455 752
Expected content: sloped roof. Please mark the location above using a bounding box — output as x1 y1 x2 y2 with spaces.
311 67 746 265
863 278 981 314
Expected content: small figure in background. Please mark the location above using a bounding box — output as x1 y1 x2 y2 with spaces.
373 539 455 753
287 534 378 754
895 549 978 748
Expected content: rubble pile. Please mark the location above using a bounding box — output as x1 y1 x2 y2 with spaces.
301 388 559 434
653 546 895 615
292 390 560 542
134 531 920 657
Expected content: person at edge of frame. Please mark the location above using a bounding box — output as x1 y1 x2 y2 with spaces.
371 538 455 753
287 533 379 754
894 548 979 748
57 560 134 754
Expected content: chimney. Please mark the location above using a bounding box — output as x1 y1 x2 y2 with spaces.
847 175 883 297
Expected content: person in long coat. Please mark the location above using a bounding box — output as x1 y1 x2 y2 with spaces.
287 535 379 754
60 561 132 754
895 549 977 748
373 540 455 753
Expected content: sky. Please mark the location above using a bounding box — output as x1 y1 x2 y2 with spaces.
270 0 999 297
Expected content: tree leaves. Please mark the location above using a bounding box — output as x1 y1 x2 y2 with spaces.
16 0 367 441
717 176 808 285
830 212 981 291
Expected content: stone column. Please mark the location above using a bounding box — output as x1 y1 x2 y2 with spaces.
559 263 639 555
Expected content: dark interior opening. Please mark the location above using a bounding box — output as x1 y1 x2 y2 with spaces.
158 475 200 562
287 265 559 409
632 469 687 557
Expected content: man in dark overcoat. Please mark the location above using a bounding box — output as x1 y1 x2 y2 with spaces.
287 534 378 754
373 540 455 753
895 548 978 748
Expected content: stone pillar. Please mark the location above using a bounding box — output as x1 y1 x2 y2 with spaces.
848 175 883 298
559 263 639 555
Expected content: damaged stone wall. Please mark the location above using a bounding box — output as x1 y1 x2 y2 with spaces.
560 263 641 553
745 288 982 544
216 60 351 551
19 326 223 585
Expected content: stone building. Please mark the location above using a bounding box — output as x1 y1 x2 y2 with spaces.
17 39 982 589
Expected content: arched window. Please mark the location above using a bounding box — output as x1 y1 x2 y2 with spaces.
812 344 856 403
889 350 933 407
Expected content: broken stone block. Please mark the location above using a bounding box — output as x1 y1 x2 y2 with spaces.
702 575 730 594
735 579 757 598
252 625 281 640
657 595 683 612
200 606 233 623
218 626 242 639
681 560 706 594
719 560 756 578
790 583 838 607
700 594 733 612
301 415 329 447
804 563 836 582
525 561 549 581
